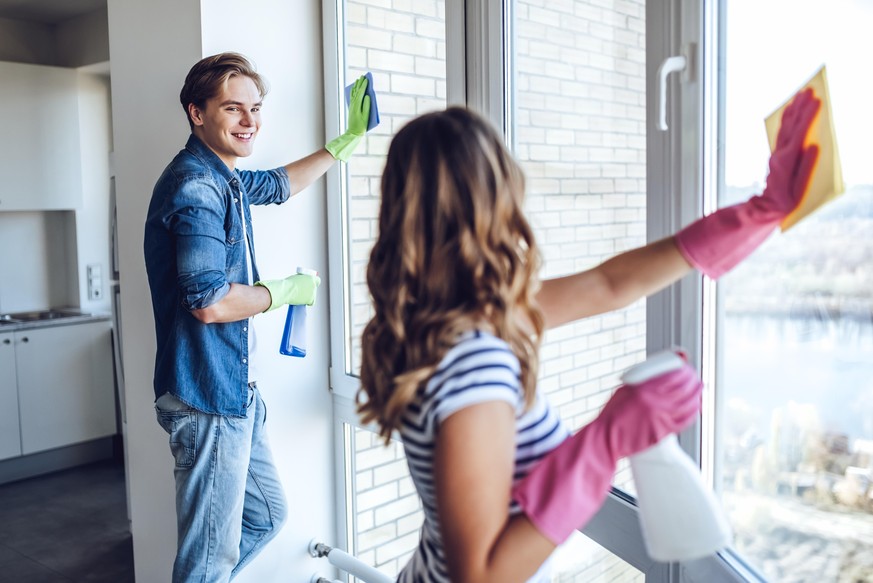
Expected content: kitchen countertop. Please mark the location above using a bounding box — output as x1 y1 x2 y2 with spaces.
0 309 111 332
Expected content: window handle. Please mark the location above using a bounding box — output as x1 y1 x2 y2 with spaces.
657 55 687 131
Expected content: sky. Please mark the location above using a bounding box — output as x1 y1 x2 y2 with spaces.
724 0 873 187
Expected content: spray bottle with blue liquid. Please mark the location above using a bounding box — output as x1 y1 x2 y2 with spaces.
280 267 316 357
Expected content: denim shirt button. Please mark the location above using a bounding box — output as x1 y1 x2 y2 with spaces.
243 326 248 332
233 197 239 203
242 358 247 364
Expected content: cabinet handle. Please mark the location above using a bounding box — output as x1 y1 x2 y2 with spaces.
21 337 29 343
2 339 9 345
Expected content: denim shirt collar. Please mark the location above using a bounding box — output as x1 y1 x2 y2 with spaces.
184 134 239 185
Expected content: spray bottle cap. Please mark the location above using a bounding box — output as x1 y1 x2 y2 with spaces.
620 350 685 385
296 266 318 277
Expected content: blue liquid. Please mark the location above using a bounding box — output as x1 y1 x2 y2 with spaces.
280 304 307 357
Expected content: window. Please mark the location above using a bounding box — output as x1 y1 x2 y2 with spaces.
325 0 712 580
710 0 873 580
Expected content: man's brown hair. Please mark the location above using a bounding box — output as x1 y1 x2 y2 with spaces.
179 52 268 129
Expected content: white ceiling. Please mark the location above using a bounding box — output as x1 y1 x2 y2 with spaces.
0 0 105 24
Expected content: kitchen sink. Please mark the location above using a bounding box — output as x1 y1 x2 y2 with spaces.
4 309 88 322
0 314 23 326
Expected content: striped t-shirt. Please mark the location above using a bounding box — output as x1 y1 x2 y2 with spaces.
396 330 570 583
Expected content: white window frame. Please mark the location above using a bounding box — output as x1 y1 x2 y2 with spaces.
656 0 768 580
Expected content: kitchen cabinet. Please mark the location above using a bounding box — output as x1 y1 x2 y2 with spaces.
0 332 22 461
0 61 83 211
9 320 115 456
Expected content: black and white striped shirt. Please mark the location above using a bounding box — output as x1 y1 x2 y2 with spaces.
397 331 569 583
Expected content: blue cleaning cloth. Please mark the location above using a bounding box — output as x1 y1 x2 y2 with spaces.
345 71 380 131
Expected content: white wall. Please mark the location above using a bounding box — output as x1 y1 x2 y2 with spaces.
74 71 113 315
107 1 336 581
0 70 112 316
0 212 69 312
0 23 112 316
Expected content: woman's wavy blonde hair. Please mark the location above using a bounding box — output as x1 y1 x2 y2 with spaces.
358 107 544 444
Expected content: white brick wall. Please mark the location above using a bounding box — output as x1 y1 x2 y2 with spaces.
352 427 422 577
343 0 647 579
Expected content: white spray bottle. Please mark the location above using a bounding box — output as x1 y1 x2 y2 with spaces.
622 350 733 562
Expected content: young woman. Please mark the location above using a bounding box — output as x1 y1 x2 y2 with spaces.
358 91 819 582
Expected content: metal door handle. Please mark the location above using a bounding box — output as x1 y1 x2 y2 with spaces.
657 55 687 131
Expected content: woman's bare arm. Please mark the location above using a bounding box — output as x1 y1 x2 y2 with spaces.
536 236 693 329
435 402 556 583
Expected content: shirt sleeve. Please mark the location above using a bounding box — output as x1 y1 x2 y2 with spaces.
162 174 231 311
427 337 524 429
238 167 290 206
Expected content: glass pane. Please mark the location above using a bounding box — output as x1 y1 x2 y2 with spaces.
552 532 644 582
344 0 447 376
511 0 647 495
717 1 873 580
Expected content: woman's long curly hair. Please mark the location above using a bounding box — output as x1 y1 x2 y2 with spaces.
358 107 545 444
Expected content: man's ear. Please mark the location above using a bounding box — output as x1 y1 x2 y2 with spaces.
188 103 205 127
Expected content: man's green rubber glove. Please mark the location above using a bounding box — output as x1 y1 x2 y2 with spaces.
325 75 371 162
254 272 321 312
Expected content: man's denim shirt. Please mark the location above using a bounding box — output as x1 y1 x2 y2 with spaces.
144 134 290 416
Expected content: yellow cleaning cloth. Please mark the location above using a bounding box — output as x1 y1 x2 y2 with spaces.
765 65 845 232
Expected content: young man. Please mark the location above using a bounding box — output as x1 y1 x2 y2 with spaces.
143 52 370 582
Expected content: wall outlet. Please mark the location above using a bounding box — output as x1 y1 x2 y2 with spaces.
87 264 103 301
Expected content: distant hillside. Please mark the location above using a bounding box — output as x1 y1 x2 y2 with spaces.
721 183 873 317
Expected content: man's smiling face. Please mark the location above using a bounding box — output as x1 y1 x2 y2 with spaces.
188 74 262 170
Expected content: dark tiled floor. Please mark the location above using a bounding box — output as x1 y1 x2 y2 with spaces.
0 459 134 583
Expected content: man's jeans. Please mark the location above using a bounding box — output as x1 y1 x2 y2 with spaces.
156 385 287 582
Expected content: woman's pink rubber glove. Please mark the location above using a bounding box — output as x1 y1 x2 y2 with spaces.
674 88 821 279
512 363 703 545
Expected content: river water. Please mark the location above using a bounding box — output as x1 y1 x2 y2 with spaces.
721 314 873 582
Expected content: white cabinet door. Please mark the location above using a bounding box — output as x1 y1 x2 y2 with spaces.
0 332 21 460
0 61 83 211
16 321 116 454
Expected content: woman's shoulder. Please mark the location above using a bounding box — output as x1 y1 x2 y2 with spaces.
421 330 522 408
436 330 519 376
